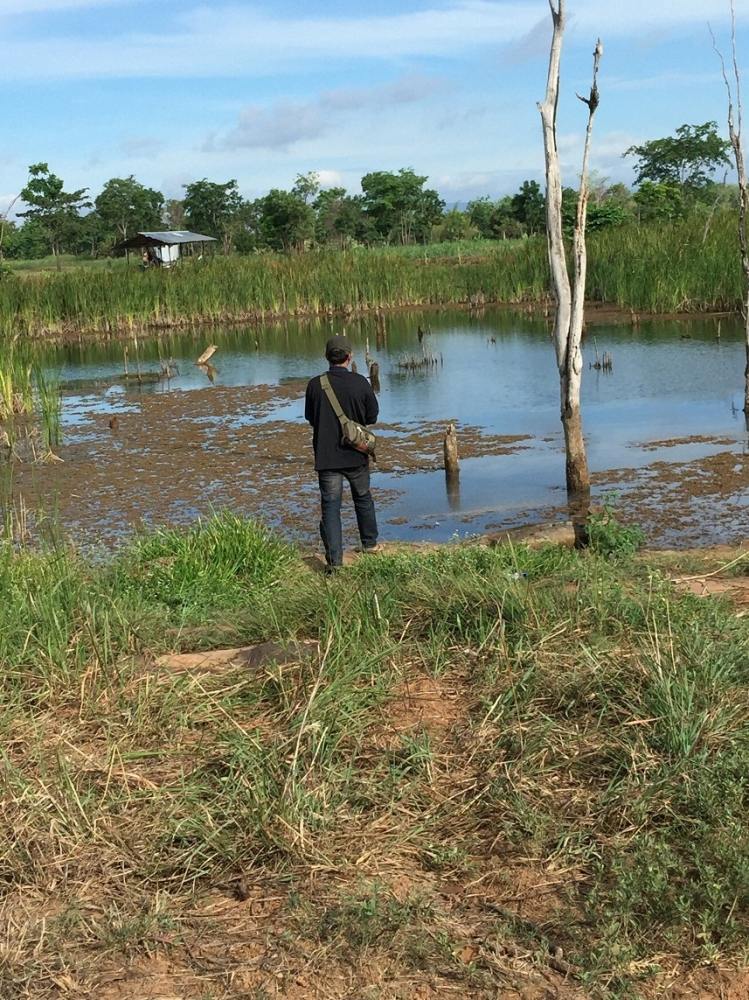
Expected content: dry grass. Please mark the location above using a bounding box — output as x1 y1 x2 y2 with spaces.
0 528 748 998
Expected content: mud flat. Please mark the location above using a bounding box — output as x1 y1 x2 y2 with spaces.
4 379 748 552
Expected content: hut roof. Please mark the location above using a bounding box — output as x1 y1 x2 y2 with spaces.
115 230 217 250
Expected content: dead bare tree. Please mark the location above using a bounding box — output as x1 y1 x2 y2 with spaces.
711 1 749 414
538 0 602 523
0 194 20 267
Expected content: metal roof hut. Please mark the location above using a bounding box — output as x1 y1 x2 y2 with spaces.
115 230 217 267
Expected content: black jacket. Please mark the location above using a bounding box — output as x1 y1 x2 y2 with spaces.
305 366 379 471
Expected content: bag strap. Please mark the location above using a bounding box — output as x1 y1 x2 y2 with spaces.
320 373 347 426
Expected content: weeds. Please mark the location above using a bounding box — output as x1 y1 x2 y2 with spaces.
589 501 646 557
0 520 747 997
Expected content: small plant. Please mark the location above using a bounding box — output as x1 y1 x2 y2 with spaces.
33 365 62 451
588 503 645 557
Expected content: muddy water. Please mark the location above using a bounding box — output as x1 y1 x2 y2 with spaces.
5 308 749 548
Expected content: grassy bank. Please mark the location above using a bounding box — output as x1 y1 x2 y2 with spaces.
0 216 744 339
1 513 747 997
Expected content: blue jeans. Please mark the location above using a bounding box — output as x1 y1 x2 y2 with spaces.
318 465 378 566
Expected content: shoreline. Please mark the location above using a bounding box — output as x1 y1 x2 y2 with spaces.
4 296 737 346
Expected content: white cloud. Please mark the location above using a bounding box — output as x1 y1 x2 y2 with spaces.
316 169 344 189
5 1 745 83
207 74 448 152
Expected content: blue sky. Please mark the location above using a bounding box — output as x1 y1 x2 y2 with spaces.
2 0 749 213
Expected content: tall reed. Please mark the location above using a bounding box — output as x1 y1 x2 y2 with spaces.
0 215 743 340
33 365 62 450
0 346 33 418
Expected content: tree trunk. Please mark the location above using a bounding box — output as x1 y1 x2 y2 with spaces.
713 3 749 412
561 399 589 498
538 2 601 517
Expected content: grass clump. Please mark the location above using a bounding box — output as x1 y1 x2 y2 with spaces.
113 512 295 621
0 523 747 998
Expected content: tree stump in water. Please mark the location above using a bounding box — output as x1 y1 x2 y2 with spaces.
369 362 380 392
444 423 459 477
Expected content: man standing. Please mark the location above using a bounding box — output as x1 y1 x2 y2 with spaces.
305 335 379 571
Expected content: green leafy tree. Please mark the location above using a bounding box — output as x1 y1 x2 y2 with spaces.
432 208 477 242
633 181 685 222
625 122 731 197
511 180 546 234
292 171 321 206
468 196 526 240
360 168 445 244
2 218 49 260
256 189 315 251
164 198 186 229
71 212 111 257
586 200 629 231
19 163 90 265
466 197 495 238
94 175 164 243
183 178 244 252
313 188 371 246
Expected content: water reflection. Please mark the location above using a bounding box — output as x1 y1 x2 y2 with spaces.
445 469 461 512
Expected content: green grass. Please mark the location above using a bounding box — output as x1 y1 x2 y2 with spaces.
0 518 747 997
1 214 745 340
6 254 130 274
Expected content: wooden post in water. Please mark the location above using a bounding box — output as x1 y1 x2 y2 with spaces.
369 361 380 392
351 359 358 374
444 422 460 508
444 423 459 477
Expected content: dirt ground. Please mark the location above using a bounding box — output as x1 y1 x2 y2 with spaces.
2 382 530 546
2 381 748 550
593 446 748 547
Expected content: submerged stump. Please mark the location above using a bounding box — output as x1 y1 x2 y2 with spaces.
444 423 459 478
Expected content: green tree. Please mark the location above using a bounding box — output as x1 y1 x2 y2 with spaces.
94 175 164 243
360 168 444 244
466 197 495 238
256 189 315 251
183 178 244 252
19 163 90 265
586 200 629 231
467 196 526 240
313 188 371 246
511 180 546 234
2 218 49 260
164 198 186 229
625 122 731 197
432 208 477 242
292 171 321 206
633 181 685 222
71 212 111 258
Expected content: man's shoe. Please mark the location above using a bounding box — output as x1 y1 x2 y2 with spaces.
361 544 381 555
324 564 342 576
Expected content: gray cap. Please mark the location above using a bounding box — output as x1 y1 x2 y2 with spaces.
325 334 352 356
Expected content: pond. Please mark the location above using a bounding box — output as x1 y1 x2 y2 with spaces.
4 307 748 549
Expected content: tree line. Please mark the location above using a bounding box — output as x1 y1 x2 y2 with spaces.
0 121 736 262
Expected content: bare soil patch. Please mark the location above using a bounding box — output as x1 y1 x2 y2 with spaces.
5 383 531 546
593 448 749 547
